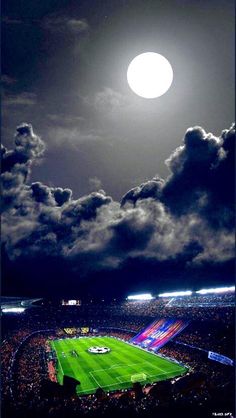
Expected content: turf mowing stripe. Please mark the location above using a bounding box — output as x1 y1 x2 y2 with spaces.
102 340 151 382
57 340 79 381
57 339 88 385
101 337 180 378
88 337 177 390
65 337 138 392
80 337 183 391
114 339 185 376
52 336 187 395
82 338 183 380
85 337 132 387
65 339 99 391
67 337 122 391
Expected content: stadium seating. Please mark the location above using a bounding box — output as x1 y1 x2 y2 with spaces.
131 318 189 351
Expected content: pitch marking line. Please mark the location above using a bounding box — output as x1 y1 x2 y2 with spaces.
92 360 160 374
78 367 186 394
92 362 142 373
116 374 147 384
52 342 64 378
78 387 97 393
143 359 183 375
91 360 182 376
89 371 102 388
116 370 182 385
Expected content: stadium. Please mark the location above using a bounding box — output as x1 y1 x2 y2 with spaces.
1 286 235 418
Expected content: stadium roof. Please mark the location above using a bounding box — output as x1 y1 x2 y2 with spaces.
1 297 42 311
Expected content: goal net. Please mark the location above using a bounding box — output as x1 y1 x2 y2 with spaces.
131 373 147 383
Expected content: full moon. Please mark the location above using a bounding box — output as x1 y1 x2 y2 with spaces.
127 52 173 99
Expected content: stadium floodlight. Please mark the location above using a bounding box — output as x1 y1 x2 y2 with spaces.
2 307 25 313
196 286 235 295
158 291 192 297
127 293 154 300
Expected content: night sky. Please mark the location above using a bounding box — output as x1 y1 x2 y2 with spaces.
1 0 235 298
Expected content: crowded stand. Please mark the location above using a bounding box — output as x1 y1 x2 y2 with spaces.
175 320 234 359
1 288 235 418
118 298 234 322
1 329 32 398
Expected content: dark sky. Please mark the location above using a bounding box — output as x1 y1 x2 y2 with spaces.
1 0 235 298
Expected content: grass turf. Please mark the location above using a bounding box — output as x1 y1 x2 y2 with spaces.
51 336 187 395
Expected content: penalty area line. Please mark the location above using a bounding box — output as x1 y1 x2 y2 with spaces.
89 371 101 387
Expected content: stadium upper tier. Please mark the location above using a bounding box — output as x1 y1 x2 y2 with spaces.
131 318 189 351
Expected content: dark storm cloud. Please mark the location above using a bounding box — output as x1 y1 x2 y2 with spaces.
1 124 45 210
31 182 72 206
1 123 234 293
2 123 45 173
163 125 235 228
122 124 235 230
121 177 164 206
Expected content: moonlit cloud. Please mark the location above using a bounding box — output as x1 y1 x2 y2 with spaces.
92 88 129 113
42 15 89 35
46 126 102 147
3 92 37 106
1 123 234 294
89 177 103 192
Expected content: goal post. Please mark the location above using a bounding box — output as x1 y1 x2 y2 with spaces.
131 373 147 383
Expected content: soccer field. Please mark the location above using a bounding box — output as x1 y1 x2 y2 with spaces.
51 336 187 395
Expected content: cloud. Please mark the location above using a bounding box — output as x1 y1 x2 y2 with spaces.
87 88 129 115
122 124 235 230
1 122 234 294
46 126 102 147
89 177 103 192
163 124 235 229
66 19 89 34
121 177 164 206
3 92 37 106
42 15 89 35
1 74 17 85
2 16 24 25
47 114 84 125
1 123 45 211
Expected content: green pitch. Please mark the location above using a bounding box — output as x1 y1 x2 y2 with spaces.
51 336 187 395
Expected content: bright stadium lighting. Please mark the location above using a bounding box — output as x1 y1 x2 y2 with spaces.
127 293 154 300
2 307 25 313
196 286 235 295
158 291 192 297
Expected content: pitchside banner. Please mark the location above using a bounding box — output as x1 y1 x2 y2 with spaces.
208 351 234 366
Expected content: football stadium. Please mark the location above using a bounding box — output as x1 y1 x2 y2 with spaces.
1 287 235 418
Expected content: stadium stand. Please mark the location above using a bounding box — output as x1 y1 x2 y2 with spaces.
131 318 189 350
1 292 235 418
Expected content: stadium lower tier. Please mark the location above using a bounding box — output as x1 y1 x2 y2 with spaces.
131 318 188 351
